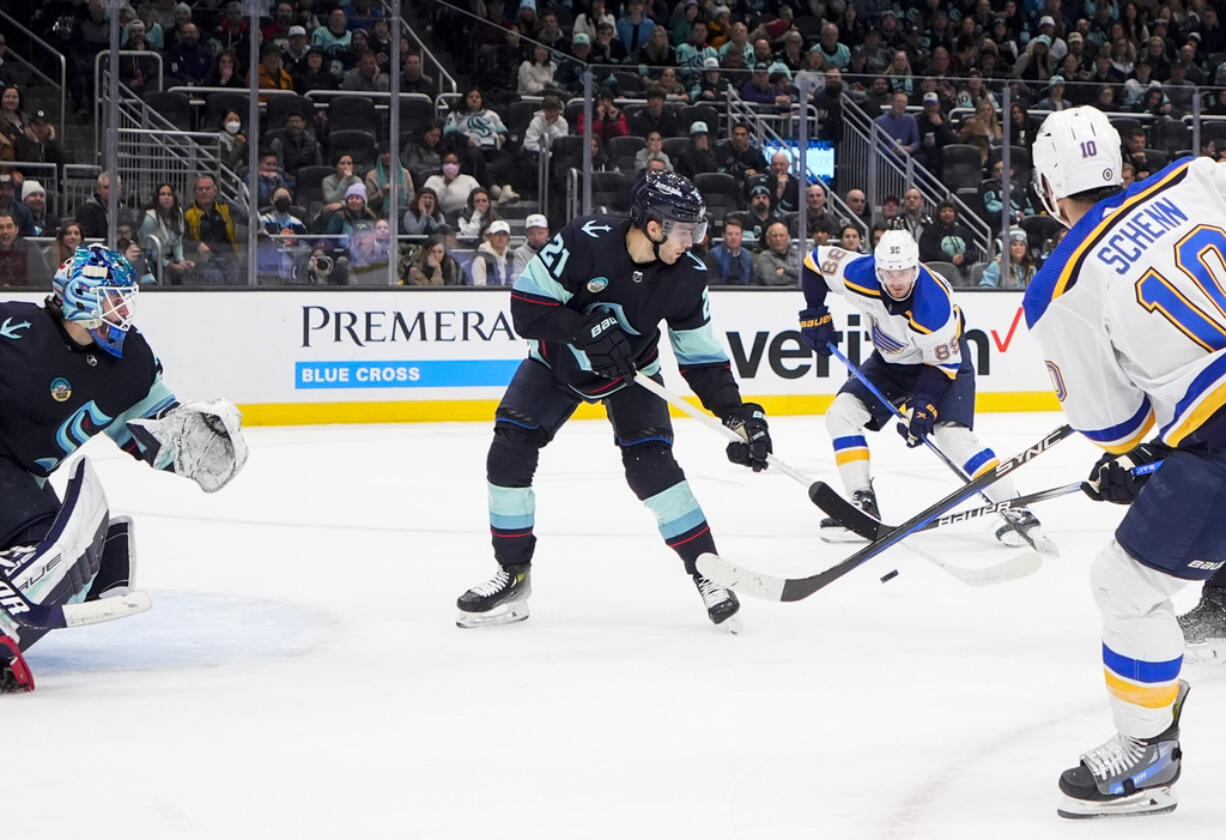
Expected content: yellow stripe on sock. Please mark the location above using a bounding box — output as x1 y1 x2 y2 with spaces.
834 449 870 466
1104 670 1181 709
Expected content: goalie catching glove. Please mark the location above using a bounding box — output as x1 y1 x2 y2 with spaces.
721 402 772 472
127 399 249 493
1081 442 1166 504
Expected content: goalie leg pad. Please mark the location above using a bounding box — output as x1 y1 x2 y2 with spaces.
127 399 248 493
86 516 136 601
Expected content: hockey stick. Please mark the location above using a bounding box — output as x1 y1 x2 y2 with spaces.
631 371 816 488
634 371 1040 587
826 343 1054 554
821 460 1165 541
696 424 1074 601
0 583 152 630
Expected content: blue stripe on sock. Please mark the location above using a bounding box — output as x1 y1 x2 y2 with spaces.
1102 643 1183 683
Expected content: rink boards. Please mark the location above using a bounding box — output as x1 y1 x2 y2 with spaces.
8 288 1058 425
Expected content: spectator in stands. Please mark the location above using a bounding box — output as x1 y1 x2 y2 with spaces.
709 217 752 285
407 234 464 286
523 95 568 157
979 159 1033 231
879 194 902 227
1015 34 1055 84
364 143 414 218
20 180 58 238
70 0 111 115
76 171 119 241
580 88 628 141
403 187 449 238
0 34 24 92
676 121 718 179
45 221 82 271
742 184 774 242
739 63 779 106
294 47 336 94
574 0 614 43
843 188 872 230
874 92 921 156
815 22 850 70
765 151 799 214
13 109 66 174
617 0 655 58
634 131 673 173
118 20 159 97
270 112 322 180
555 34 592 94
341 48 388 93
456 188 500 243
707 4 732 48
957 100 1002 165
979 228 1036 289
1136 82 1172 118
282 25 311 76
402 52 438 98
313 7 352 59
322 182 377 238
139 182 192 283
0 210 50 286
517 44 557 97
919 199 980 276
840 223 864 254
444 88 516 202
1035 75 1073 111
254 41 295 100
897 187 931 240
716 122 767 187
510 213 549 278
184 174 239 281
421 151 480 217
167 22 212 86
164 2 194 49
914 91 957 176
656 67 690 103
0 85 26 162
676 20 714 75
1088 49 1126 89
630 88 680 139
670 0 700 46
256 151 294 206
719 21 752 65
753 220 798 286
1164 60 1196 115
590 21 628 64
213 1 252 56
1142 36 1170 81
204 49 245 89
693 56 729 103
1120 126 1150 175
470 219 513 286
216 110 247 174
641 26 676 69
884 50 915 96
799 181 843 240
257 185 309 281
404 119 445 182
955 69 998 111
321 152 362 216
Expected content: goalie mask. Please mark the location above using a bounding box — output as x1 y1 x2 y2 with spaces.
874 229 920 301
52 244 139 358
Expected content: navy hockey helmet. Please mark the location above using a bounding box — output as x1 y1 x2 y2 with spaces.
52 244 139 358
629 170 708 244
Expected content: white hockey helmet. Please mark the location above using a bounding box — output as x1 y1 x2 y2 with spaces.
1031 106 1122 226
874 228 920 300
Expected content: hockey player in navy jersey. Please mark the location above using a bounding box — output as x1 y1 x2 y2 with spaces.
456 171 770 631
1026 105 1226 818
796 227 1045 547
0 245 247 693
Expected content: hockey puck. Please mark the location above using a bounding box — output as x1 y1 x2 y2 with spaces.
880 569 899 583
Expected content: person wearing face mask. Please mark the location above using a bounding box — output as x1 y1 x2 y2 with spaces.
218 110 247 173
421 152 481 218
258 186 309 283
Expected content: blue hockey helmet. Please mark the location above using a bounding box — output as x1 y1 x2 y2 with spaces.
52 244 139 358
629 170 708 245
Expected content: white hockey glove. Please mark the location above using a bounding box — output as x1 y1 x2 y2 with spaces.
127 399 249 493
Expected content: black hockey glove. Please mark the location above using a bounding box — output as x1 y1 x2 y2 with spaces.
1081 442 1167 504
722 402 772 472
572 310 635 378
798 306 842 356
896 396 938 448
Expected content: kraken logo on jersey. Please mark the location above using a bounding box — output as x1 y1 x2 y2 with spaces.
586 276 609 293
49 377 72 402
54 401 112 457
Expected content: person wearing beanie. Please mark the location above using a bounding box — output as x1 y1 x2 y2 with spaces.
20 180 58 238
322 181 378 237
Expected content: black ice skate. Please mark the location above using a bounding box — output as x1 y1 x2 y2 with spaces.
1178 583 1226 663
1056 679 1189 819
693 570 741 634
820 487 880 544
993 507 1054 552
456 564 531 629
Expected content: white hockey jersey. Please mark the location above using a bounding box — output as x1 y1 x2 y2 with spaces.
802 245 963 379
1025 156 1226 452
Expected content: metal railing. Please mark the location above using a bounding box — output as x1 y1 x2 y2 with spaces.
402 15 457 95
0 9 68 137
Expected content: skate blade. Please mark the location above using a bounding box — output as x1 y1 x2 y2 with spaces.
714 613 742 635
819 528 869 545
1182 639 1226 665
1057 786 1177 819
996 524 1059 557
456 603 529 629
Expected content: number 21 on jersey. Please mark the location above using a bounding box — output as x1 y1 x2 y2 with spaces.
1135 224 1226 351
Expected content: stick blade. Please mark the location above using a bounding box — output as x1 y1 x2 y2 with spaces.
696 555 787 602
808 481 883 540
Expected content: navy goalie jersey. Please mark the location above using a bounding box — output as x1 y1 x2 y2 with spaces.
510 214 742 411
0 301 177 476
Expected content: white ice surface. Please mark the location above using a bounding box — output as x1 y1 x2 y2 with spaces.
15 411 1226 839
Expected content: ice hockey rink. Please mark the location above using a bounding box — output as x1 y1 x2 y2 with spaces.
17 408 1226 840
